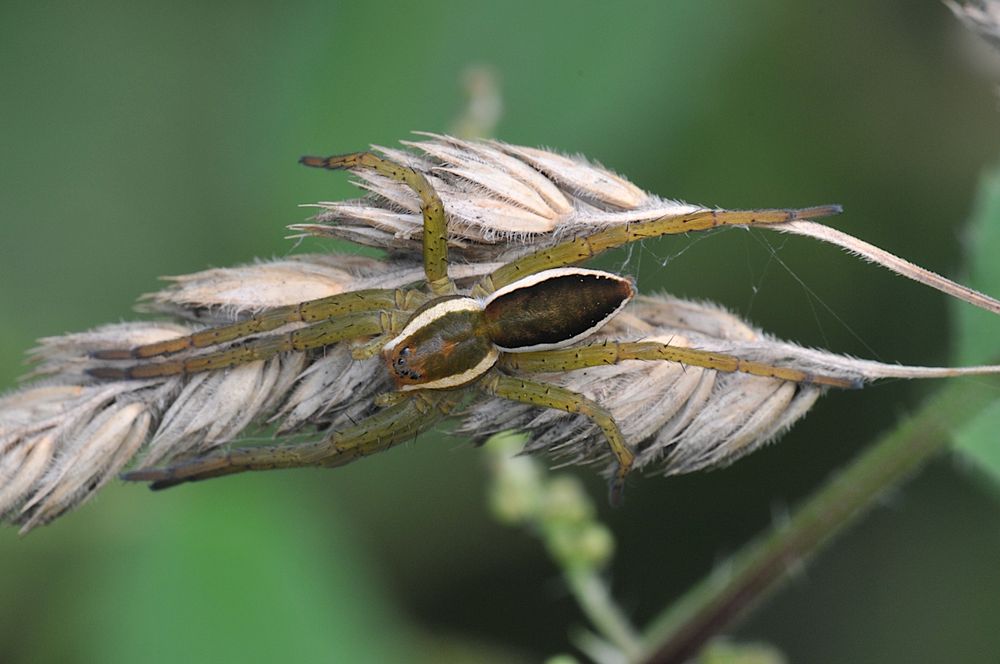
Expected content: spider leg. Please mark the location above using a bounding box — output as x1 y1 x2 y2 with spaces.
300 151 455 296
92 288 421 360
89 309 404 380
122 390 460 489
500 340 862 389
123 440 334 488
473 205 842 295
315 389 463 465
478 372 634 506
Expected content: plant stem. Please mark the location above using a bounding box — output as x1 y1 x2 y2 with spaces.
565 566 643 661
637 376 1000 664
483 432 642 659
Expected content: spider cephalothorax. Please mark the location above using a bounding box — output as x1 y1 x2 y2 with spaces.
87 150 854 502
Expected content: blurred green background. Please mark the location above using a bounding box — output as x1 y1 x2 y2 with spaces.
3 1 1000 662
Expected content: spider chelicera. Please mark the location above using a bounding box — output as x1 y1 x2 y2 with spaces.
89 151 853 502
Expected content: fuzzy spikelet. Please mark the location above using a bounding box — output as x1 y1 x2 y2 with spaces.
294 134 697 253
2 134 999 532
947 0 1000 49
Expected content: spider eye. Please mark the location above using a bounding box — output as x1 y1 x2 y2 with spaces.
395 347 412 368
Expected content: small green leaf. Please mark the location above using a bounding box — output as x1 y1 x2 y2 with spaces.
952 165 1000 485
697 639 786 664
954 400 1000 480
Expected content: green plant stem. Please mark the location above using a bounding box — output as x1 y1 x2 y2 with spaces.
637 376 1000 664
484 431 641 659
565 566 643 661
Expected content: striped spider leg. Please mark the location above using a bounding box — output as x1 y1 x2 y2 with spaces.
470 204 844 296
90 310 405 380
127 390 464 489
91 287 423 361
299 151 455 296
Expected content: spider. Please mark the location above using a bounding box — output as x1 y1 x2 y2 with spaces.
88 150 854 503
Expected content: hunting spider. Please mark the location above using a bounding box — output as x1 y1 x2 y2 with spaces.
90 151 853 503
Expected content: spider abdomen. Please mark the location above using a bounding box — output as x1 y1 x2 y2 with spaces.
381 268 634 392
483 268 634 352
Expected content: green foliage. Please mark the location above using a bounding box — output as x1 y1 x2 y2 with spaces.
953 166 1000 486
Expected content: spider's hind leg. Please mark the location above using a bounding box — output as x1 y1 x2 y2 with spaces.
92 287 410 361
89 310 400 380
478 372 634 506
123 390 460 489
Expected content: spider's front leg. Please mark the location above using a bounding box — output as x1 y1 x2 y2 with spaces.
478 372 634 505
300 151 455 296
124 390 460 489
473 205 843 296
